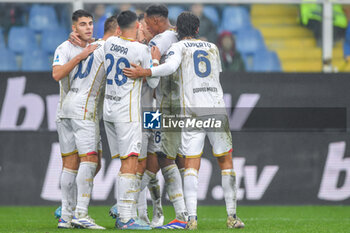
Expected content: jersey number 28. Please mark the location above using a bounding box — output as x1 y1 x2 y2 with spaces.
105 54 130 86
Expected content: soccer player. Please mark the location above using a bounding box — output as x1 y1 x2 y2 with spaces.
140 4 188 229
52 11 118 229
123 12 245 230
103 10 158 230
108 13 164 228
136 13 164 227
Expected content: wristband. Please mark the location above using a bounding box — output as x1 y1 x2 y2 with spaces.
152 59 159 65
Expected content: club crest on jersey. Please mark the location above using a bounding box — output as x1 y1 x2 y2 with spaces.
143 110 161 129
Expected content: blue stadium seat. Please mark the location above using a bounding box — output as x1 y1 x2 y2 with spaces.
41 27 69 54
219 6 251 34
236 28 266 55
203 6 220 27
0 28 5 48
22 49 51 71
253 49 282 72
8 26 38 54
29 4 59 32
168 6 185 23
0 48 19 71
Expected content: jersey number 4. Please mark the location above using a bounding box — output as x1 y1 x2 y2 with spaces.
105 54 130 86
194 50 211 78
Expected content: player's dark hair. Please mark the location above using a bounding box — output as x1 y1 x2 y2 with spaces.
104 15 118 33
176 11 200 40
138 13 145 21
117 10 138 29
72 9 93 22
145 4 168 18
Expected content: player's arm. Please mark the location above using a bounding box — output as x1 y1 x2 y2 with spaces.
143 47 160 88
123 45 181 78
52 44 98 81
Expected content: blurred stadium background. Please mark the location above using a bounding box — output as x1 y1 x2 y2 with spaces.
0 0 350 232
2 0 350 72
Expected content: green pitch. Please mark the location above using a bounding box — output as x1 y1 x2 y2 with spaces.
0 205 349 233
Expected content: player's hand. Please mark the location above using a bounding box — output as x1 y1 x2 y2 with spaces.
80 44 98 60
151 46 161 61
68 32 86 47
123 63 147 79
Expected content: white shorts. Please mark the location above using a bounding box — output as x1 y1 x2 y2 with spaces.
56 118 101 157
104 121 142 159
160 130 181 160
139 130 162 161
178 115 232 158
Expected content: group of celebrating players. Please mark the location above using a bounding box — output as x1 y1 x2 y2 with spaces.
52 4 244 230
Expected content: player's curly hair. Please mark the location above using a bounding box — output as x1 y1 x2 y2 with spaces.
176 12 200 40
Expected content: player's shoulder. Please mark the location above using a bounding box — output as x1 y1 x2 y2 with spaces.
91 39 105 49
92 39 105 45
105 36 118 45
150 29 178 45
55 40 71 51
134 41 148 50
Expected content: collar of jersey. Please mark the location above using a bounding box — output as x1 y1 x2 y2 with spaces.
119 36 136 42
183 37 199 41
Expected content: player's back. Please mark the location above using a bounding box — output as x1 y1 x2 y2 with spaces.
103 36 150 122
61 40 106 121
171 39 225 113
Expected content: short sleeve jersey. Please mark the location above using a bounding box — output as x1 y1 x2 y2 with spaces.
103 36 151 122
58 40 106 121
53 41 85 119
148 29 179 112
151 39 225 116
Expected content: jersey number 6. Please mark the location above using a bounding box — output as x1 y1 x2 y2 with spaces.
194 50 211 78
105 54 130 86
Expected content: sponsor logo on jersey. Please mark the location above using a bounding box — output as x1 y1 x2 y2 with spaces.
54 55 59 62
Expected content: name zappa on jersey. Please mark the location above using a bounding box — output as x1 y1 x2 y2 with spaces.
110 43 128 55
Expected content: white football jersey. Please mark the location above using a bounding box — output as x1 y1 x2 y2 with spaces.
151 39 226 116
53 41 85 119
141 83 155 110
103 36 152 122
59 40 106 121
148 29 179 111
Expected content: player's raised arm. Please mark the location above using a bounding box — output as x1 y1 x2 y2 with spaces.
52 44 98 81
